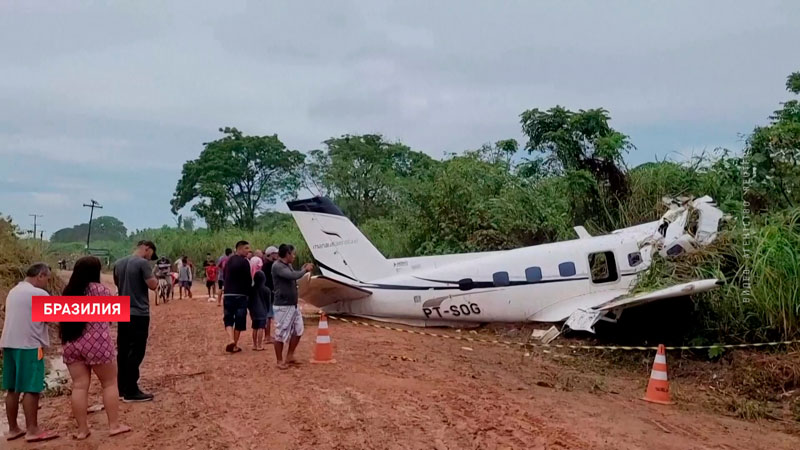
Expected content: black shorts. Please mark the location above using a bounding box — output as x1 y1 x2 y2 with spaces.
251 319 267 329
223 295 248 331
206 280 215 288
218 279 224 289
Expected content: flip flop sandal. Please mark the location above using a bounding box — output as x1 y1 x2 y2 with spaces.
231 347 243 353
72 431 91 441
5 430 25 441
225 343 235 353
110 425 132 437
26 430 59 442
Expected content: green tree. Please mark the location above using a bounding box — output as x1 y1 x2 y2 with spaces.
182 216 196 231
466 139 519 166
520 106 633 198
171 127 305 231
520 106 634 230
51 216 127 243
391 153 575 255
746 71 800 209
787 71 800 95
255 211 293 231
304 134 437 224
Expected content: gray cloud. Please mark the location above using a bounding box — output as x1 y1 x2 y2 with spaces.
1 0 798 233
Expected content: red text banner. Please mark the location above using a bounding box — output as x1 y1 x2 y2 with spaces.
32 296 130 322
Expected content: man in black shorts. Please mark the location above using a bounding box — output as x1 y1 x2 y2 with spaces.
221 241 252 353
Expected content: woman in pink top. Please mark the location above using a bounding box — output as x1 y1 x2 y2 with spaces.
60 256 131 440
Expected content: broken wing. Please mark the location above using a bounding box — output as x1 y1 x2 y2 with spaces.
563 278 722 333
596 278 721 312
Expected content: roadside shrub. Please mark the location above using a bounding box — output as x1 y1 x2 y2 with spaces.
634 209 800 343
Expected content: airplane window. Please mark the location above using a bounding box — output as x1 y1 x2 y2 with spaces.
493 271 510 287
589 251 618 283
525 267 542 282
558 262 576 277
666 245 684 256
627 252 642 267
458 278 475 291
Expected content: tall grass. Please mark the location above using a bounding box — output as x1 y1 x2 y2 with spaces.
750 209 800 340
1 217 62 325
47 223 314 277
635 209 800 342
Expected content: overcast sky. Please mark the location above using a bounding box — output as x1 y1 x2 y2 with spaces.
1 0 798 236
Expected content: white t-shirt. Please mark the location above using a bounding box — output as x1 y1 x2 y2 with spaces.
0 281 50 349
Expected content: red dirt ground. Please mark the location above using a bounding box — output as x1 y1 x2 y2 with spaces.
6 276 800 449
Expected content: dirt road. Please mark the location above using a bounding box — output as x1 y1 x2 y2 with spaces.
7 276 799 449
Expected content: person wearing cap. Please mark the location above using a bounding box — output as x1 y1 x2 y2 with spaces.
262 246 279 291
261 246 279 343
112 240 158 403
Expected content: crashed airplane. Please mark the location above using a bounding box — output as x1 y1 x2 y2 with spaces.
288 196 725 333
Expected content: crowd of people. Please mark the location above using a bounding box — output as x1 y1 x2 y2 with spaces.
214 241 313 368
1 238 313 443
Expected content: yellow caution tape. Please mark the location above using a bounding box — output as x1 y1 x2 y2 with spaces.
319 314 800 352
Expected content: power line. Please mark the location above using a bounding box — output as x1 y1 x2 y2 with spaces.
29 213 43 239
82 199 103 251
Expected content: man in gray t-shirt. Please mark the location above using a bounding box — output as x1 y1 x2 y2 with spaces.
271 244 313 369
113 240 158 403
114 254 155 316
1 263 59 442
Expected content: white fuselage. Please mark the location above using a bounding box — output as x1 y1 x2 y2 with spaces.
319 233 651 325
289 195 722 327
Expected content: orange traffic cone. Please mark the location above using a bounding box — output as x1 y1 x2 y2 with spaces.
642 344 673 405
310 313 336 364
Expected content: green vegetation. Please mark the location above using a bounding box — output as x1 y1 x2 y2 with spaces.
1 215 40 306
1 215 63 326
51 216 127 243
171 127 305 231
39 70 800 345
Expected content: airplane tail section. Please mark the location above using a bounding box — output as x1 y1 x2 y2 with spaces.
287 197 395 283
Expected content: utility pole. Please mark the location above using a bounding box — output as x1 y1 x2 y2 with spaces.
29 214 43 239
82 199 103 251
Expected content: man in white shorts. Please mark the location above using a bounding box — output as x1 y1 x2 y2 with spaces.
270 244 313 370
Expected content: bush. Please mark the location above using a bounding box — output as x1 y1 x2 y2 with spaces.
45 222 314 278
635 209 800 343
130 224 312 276
1 215 63 330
